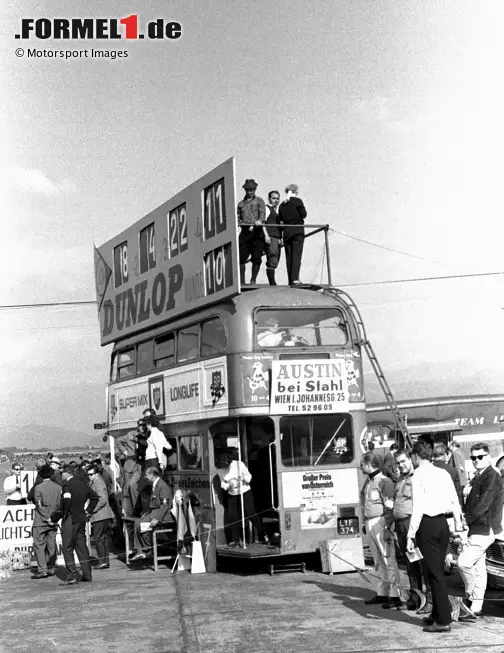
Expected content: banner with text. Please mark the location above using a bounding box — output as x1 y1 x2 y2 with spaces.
281 469 359 530
270 360 349 415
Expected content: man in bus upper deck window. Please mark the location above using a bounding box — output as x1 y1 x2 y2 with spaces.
456 442 504 620
278 184 307 286
236 179 266 286
257 317 306 347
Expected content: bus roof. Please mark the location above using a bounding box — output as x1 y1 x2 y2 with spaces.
110 284 357 350
367 395 504 412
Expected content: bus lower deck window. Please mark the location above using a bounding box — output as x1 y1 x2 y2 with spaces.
279 415 354 466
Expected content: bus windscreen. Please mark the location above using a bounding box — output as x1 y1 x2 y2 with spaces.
256 308 347 348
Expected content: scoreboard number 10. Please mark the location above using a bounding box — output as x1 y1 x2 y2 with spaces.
204 243 233 295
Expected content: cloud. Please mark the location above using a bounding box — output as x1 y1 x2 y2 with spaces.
5 165 78 196
355 96 411 135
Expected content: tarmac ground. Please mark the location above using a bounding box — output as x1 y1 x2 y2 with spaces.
2 551 504 653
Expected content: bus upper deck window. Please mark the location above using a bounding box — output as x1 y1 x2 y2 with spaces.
117 348 135 379
137 340 153 375
110 353 119 382
256 309 348 348
201 317 227 357
154 333 175 369
178 325 199 362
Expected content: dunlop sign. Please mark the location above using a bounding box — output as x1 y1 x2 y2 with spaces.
94 158 239 346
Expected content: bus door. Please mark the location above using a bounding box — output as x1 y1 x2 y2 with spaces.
277 414 362 556
242 417 279 546
210 417 280 555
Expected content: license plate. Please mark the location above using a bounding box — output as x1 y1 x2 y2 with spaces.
337 516 359 535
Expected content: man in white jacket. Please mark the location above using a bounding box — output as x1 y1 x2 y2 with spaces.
145 416 171 471
4 462 26 505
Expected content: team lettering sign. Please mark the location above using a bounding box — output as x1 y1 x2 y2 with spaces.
94 158 239 346
270 360 349 414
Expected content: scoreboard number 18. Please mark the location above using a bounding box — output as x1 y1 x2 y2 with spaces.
113 241 129 288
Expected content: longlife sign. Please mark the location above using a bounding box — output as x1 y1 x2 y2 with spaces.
94 158 239 346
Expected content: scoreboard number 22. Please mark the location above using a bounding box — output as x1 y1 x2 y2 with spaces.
167 203 188 259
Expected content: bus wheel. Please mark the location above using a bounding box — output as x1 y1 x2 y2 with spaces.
268 565 274 576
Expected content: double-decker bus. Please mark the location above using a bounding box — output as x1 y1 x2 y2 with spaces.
94 158 399 572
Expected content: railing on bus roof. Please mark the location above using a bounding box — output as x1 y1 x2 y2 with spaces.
239 223 334 286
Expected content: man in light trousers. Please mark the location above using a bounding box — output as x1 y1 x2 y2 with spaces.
360 452 401 608
456 442 503 621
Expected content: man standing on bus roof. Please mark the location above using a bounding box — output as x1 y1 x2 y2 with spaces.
264 190 282 286
236 179 266 286
278 184 307 286
456 442 504 621
360 452 401 608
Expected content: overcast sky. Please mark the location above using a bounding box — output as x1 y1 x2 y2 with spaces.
2 1 503 436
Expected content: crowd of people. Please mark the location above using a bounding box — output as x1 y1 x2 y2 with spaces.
237 179 307 287
360 439 503 633
3 407 180 584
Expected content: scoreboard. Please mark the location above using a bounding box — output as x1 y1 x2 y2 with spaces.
94 158 239 346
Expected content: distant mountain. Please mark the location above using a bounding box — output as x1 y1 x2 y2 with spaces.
0 423 105 450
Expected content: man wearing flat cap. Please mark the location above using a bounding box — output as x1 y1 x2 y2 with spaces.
31 464 62 579
236 179 266 285
278 184 307 285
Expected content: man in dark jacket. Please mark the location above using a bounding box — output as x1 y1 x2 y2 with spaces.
457 442 503 618
278 183 307 285
31 465 61 579
236 178 266 285
263 190 282 286
432 444 462 504
27 458 49 503
54 463 99 585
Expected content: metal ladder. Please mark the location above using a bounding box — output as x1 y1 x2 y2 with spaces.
322 286 413 450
